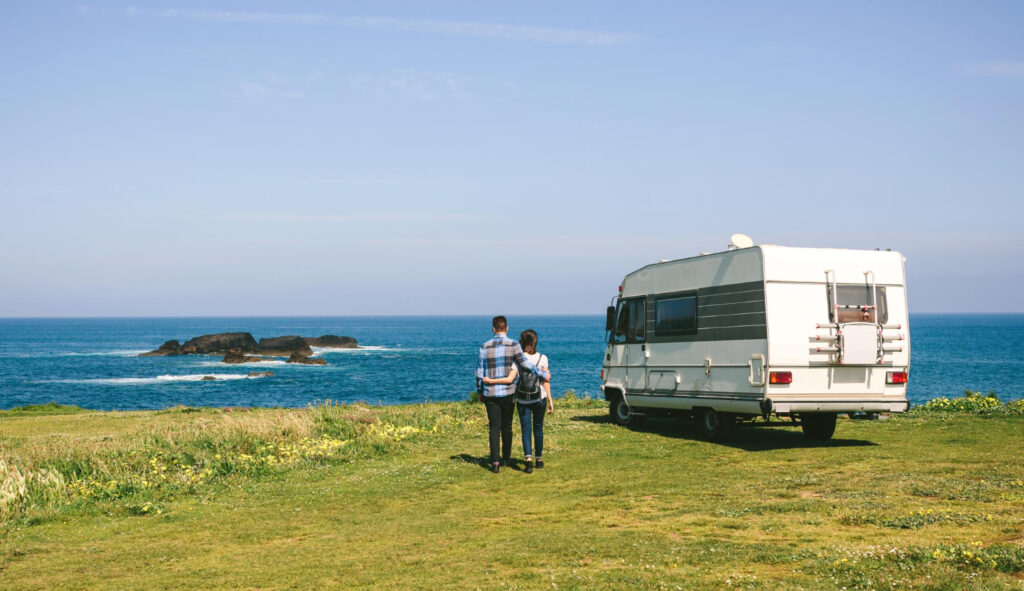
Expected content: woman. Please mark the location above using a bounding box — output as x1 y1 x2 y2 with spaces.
481 329 552 474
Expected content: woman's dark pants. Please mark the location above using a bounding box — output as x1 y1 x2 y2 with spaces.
482 395 515 464
517 400 545 459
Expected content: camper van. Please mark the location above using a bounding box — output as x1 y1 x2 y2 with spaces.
601 237 910 441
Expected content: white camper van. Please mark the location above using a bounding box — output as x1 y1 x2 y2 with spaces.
600 238 910 441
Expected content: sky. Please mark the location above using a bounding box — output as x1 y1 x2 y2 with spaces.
1 1 1022 316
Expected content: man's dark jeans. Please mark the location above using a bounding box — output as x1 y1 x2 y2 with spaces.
482 395 515 464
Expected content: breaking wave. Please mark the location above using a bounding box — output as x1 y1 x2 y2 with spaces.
42 373 270 386
311 345 397 355
0 350 151 359
65 350 152 357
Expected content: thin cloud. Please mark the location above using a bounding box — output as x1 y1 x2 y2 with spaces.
959 60 1024 79
228 213 480 224
340 16 638 45
128 8 637 45
379 70 470 102
155 9 330 25
232 81 303 100
299 176 484 188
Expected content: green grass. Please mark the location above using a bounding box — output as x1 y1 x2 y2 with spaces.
0 402 90 417
1 400 1023 590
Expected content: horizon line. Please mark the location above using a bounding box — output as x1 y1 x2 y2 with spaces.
1 312 1023 320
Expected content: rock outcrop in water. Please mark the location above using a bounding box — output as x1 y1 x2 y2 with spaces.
304 335 358 348
140 332 259 356
222 350 277 365
256 336 313 357
140 332 357 365
286 352 328 365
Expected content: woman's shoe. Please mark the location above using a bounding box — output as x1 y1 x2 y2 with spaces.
535 459 544 469
490 462 500 474
524 460 533 474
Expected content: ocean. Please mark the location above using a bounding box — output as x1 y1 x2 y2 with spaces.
0 315 1021 411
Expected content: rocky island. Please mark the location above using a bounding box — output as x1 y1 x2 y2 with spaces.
140 333 357 365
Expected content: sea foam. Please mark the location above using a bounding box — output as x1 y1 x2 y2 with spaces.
310 345 395 355
43 373 269 386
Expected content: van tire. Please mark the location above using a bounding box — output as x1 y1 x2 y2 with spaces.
701 409 734 441
801 413 837 441
610 396 644 427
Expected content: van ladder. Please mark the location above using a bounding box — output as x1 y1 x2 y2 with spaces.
811 270 904 364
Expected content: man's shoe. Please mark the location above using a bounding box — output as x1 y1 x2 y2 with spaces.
535 459 544 469
490 462 500 474
524 461 533 474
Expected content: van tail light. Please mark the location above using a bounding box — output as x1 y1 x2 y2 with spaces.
887 371 908 384
769 371 792 385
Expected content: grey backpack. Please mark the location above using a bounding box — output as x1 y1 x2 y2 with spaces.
515 356 544 401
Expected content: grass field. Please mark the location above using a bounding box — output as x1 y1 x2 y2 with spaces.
1 396 1023 590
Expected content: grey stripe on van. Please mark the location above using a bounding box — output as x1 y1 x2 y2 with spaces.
699 312 768 329
697 301 766 315
642 280 767 343
698 281 764 296
698 290 765 306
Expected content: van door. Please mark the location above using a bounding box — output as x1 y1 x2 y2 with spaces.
608 301 629 390
609 298 646 395
624 298 647 394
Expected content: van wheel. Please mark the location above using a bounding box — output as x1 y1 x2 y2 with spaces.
610 396 644 427
701 409 734 441
801 413 837 441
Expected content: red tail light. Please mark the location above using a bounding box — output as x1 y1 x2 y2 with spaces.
769 371 792 384
600 369 604 380
887 371 908 384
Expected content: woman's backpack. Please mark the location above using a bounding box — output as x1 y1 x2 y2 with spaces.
515 355 544 402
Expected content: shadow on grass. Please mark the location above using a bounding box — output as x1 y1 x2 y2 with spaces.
451 454 528 471
570 414 878 451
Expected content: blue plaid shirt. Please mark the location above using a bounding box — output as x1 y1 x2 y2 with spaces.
475 333 550 397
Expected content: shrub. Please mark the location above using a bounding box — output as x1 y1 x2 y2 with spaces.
1 459 65 518
911 390 1023 415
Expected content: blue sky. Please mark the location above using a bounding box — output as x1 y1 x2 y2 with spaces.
1 1 1022 316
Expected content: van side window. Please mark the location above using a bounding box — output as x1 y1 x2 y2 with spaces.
630 299 646 342
655 295 697 335
611 299 646 343
612 301 629 343
828 285 888 324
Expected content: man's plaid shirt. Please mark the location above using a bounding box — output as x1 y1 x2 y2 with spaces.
475 333 550 397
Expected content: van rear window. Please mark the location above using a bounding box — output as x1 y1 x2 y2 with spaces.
655 296 697 335
828 285 888 324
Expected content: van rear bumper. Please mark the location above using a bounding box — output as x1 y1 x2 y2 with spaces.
768 398 909 414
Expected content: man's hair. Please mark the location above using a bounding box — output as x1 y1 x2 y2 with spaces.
492 316 507 331
519 329 538 354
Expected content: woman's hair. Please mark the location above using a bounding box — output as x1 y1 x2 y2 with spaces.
519 329 538 354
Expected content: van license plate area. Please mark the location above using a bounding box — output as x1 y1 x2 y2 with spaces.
832 367 868 384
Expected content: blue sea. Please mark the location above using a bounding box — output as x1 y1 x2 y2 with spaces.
0 315 1021 411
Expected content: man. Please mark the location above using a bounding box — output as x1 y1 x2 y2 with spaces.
475 315 550 473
